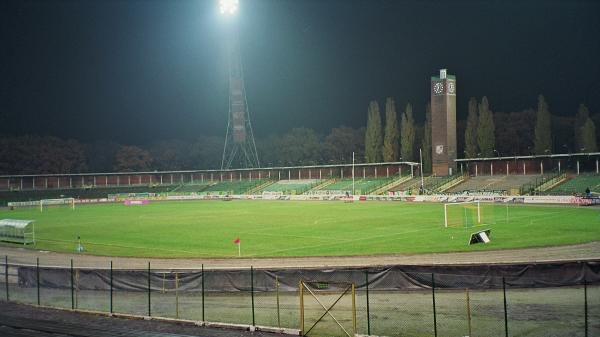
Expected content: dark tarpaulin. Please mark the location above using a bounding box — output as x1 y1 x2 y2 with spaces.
17 260 600 292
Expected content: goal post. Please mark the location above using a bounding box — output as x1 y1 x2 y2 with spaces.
444 201 480 228
40 198 75 212
444 201 509 228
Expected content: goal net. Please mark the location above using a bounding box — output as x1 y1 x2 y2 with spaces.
445 201 510 228
40 198 75 212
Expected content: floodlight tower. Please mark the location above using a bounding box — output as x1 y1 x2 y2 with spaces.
219 0 260 170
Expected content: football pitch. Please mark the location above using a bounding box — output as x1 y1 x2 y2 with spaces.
1 200 598 258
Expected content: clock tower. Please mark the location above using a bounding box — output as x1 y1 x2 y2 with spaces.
431 69 457 176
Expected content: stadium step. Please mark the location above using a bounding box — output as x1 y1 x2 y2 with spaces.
434 174 468 193
304 178 336 193
371 175 412 195
246 180 276 194
536 173 568 192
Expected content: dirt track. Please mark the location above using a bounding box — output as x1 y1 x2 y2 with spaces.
1 241 599 269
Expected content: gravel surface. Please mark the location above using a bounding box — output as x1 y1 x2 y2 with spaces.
1 242 599 269
0 301 288 337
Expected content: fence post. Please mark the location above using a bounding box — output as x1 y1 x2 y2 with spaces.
70 259 74 310
276 275 281 328
365 270 371 336
110 261 113 314
4 256 8 302
201 264 205 322
465 288 472 337
503 277 508 337
251 266 255 326
432 273 437 337
584 279 588 337
147 262 151 317
175 272 179 319
36 257 40 306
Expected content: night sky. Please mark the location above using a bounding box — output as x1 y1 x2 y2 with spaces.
2 0 599 145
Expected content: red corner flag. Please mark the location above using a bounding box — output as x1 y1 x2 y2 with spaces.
233 237 240 244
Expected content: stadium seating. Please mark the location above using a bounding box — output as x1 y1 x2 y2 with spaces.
318 177 395 195
549 174 600 195
389 175 447 194
447 174 547 195
0 185 177 206
260 179 319 195
201 179 265 195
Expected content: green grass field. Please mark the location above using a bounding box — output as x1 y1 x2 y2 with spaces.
1 200 599 257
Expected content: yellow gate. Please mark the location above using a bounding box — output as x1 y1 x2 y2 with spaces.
299 280 356 337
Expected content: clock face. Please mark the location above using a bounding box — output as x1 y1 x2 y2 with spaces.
433 81 444 95
448 81 456 95
435 145 444 155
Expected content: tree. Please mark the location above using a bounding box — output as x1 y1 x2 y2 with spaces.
421 103 432 173
114 145 153 172
477 96 495 157
534 94 552 155
580 118 598 153
364 101 383 162
323 126 365 164
574 104 591 152
400 103 416 161
149 139 191 171
464 97 478 158
383 97 399 162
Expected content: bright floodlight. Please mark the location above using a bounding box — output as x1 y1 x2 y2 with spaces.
219 0 239 15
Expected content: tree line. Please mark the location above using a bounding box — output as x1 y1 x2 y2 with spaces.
0 95 597 175
365 95 598 172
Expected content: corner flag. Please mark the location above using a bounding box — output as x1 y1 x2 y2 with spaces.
233 237 240 256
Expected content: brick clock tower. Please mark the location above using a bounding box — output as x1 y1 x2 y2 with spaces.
431 69 457 176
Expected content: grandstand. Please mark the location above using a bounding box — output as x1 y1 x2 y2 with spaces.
389 175 450 194
260 179 319 195
447 174 546 195
549 174 600 195
316 177 396 195
201 179 266 195
0 185 176 206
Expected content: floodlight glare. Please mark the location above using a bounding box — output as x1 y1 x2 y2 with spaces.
219 0 239 15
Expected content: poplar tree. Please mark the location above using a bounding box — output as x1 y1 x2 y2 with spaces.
421 103 432 172
400 103 415 161
464 97 479 158
364 101 383 162
534 95 552 155
580 118 598 152
574 104 591 152
383 97 399 162
476 96 495 157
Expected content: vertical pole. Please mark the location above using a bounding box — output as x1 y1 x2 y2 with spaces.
276 275 281 328
5 256 9 301
503 277 508 337
465 288 472 337
299 281 304 334
70 259 74 309
250 266 255 326
365 270 371 336
201 264 205 322
175 272 179 319
110 261 113 314
148 262 151 317
432 273 437 337
36 257 40 306
352 152 355 195
584 279 588 337
352 283 356 335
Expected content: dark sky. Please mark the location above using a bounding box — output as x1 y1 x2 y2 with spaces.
2 0 599 144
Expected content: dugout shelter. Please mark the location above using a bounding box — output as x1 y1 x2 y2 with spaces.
0 219 35 245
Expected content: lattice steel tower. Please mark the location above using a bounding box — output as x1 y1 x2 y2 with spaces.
220 0 260 170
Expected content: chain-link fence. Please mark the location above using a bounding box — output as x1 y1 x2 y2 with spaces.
0 256 598 337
